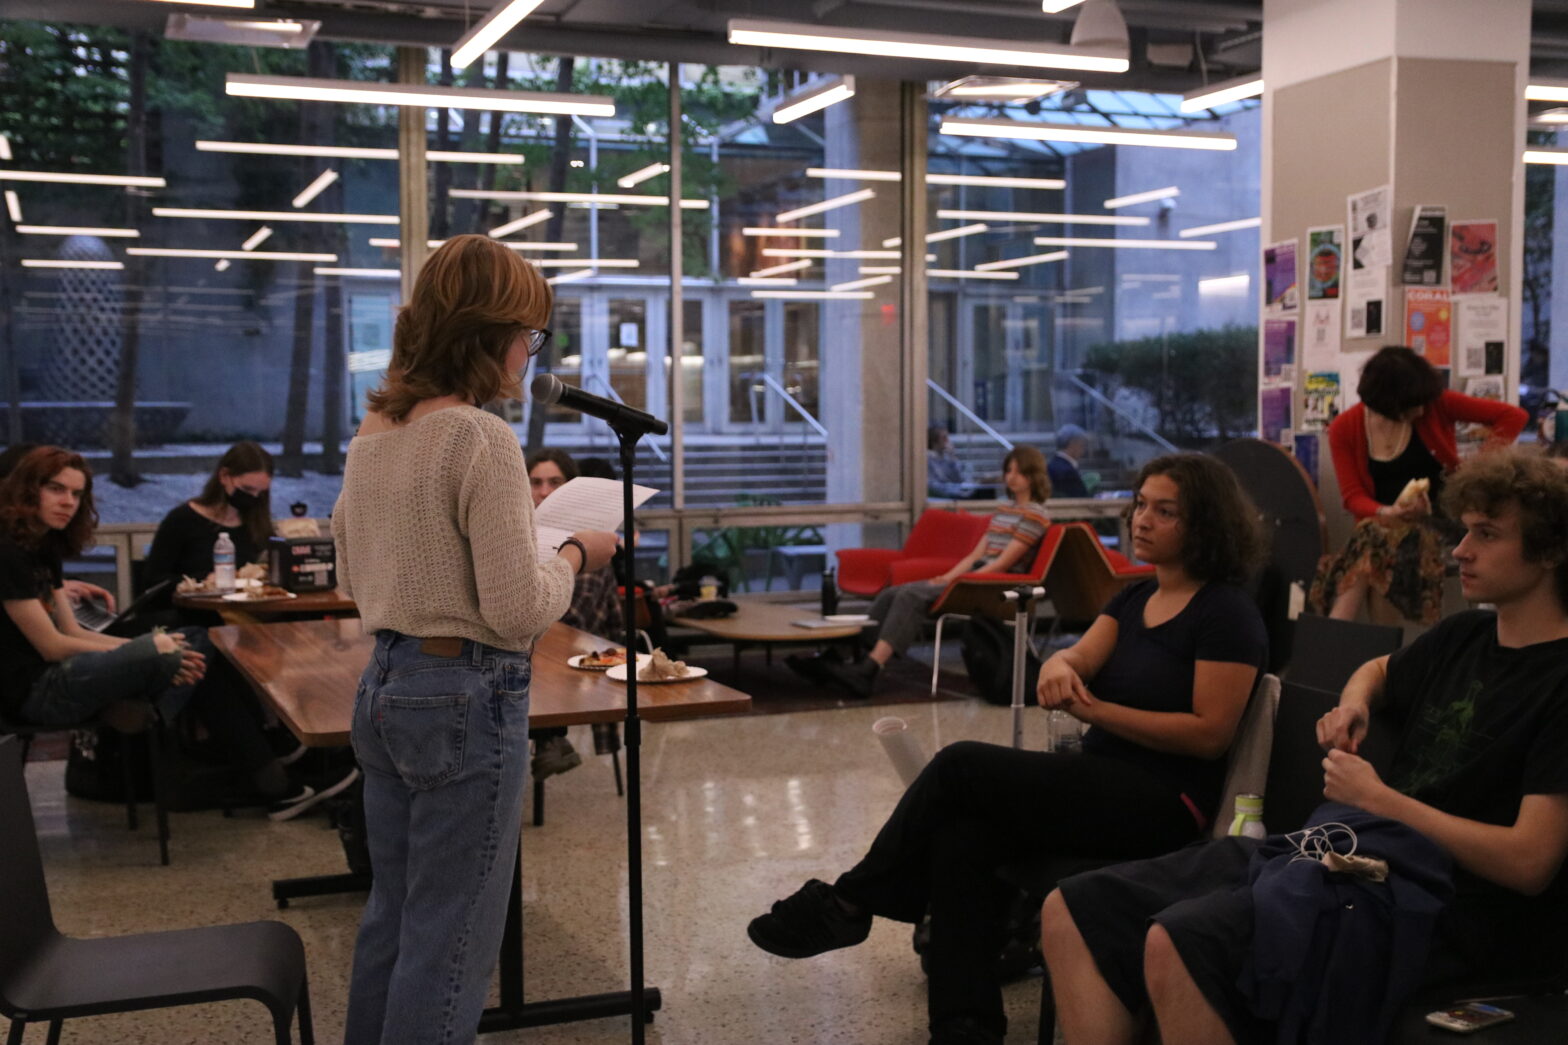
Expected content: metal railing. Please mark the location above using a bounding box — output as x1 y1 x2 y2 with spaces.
1057 371 1179 453
742 371 829 438
926 379 1013 450
584 374 669 462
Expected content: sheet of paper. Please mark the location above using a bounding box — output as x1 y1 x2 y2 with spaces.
1306 225 1343 301
1260 387 1293 445
1263 239 1299 311
1348 185 1393 269
1345 264 1386 339
1455 295 1508 377
534 476 658 557
1450 219 1499 295
1302 371 1341 432
1302 300 1341 371
1263 316 1297 383
1400 205 1446 287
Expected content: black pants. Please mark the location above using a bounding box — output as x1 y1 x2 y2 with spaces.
833 741 1202 1036
183 651 278 777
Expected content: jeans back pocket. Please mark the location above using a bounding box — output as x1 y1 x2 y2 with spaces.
376 692 471 790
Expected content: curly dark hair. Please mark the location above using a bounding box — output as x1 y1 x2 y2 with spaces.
0 446 98 558
1443 448 1568 612
1356 346 1444 419
526 448 579 481
1131 453 1262 584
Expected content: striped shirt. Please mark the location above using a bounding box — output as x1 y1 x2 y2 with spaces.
976 500 1051 570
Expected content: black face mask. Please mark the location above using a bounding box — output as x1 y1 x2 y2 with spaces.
227 488 262 512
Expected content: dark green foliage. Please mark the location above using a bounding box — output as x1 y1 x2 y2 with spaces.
1085 325 1259 444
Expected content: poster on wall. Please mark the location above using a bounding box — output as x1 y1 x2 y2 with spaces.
1404 288 1453 366
1263 317 1298 382
1303 300 1341 370
1263 239 1300 311
1307 226 1343 300
1348 185 1393 269
1401 205 1447 286
1450 219 1499 294
1466 375 1505 401
1345 270 1385 339
1260 387 1293 445
1302 371 1342 431
1455 295 1508 377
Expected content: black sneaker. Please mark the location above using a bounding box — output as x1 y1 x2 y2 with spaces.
268 766 360 822
747 878 872 958
929 1016 1004 1045
823 658 880 699
784 648 843 684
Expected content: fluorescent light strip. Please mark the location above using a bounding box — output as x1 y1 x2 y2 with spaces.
0 170 167 187
1198 274 1250 295
4 192 20 223
196 141 523 164
1532 108 1568 124
1527 80 1568 102
774 76 856 125
751 259 812 277
1178 216 1261 237
738 277 799 286
940 117 1237 151
242 226 273 251
832 274 893 291
806 167 1066 190
22 259 125 270
617 162 670 188
548 269 596 285
314 267 399 278
1040 0 1087 11
215 259 231 272
0 135 10 161
937 208 1147 226
451 0 548 70
449 188 708 209
530 258 639 268
775 188 876 224
1524 149 1568 164
291 168 338 208
974 249 1069 270
750 290 874 300
226 74 615 117
929 268 1020 280
763 248 899 259
727 18 1129 73
744 227 839 238
1180 76 1264 113
489 209 552 237
882 223 990 248
153 207 398 225
370 236 575 251
1104 186 1180 209
1034 236 1216 250
142 0 254 8
859 266 900 275
127 247 338 261
17 225 140 238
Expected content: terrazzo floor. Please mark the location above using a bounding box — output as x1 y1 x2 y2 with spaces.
20 694 1061 1044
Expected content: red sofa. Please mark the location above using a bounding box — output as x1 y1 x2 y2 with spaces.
835 508 991 597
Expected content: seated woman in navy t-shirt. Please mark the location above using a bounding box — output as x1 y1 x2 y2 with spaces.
747 453 1269 1045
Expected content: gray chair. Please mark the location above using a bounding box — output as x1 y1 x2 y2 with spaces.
0 738 313 1045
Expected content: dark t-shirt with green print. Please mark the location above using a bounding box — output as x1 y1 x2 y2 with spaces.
1381 609 1568 979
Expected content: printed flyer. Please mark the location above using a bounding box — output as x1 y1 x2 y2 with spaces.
1302 300 1341 371
1450 219 1499 294
1302 371 1342 431
1263 317 1297 382
1307 225 1343 300
1260 387 1293 445
1455 295 1508 377
1404 288 1452 367
1401 205 1446 286
1263 239 1299 311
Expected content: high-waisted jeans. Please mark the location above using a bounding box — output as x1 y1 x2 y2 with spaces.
343 631 533 1045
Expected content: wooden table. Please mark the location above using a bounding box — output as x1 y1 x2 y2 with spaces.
670 599 871 675
208 616 752 1036
175 587 357 624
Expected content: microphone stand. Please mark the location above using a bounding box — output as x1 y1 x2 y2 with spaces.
615 421 650 1045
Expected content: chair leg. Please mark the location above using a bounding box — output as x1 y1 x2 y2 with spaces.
46 1020 63 1045
930 615 949 696
532 775 545 827
296 973 315 1045
1038 964 1056 1045
123 732 140 831
6 1018 25 1045
611 748 624 797
147 720 170 866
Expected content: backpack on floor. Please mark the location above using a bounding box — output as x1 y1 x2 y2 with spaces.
331 773 372 876
959 617 1042 707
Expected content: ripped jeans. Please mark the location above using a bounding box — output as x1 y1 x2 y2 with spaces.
19 627 201 727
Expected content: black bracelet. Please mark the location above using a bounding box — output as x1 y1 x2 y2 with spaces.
558 537 587 574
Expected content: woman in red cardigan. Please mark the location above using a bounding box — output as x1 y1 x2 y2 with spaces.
1311 346 1527 623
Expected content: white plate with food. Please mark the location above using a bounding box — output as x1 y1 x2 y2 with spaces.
606 650 707 684
823 613 871 623
568 650 629 671
222 588 298 602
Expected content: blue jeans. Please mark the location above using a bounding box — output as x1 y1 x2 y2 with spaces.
19 627 202 727
344 631 533 1045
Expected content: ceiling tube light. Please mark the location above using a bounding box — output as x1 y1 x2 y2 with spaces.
617 163 670 188
859 266 901 275
22 259 126 270
0 135 11 161
449 188 708 209
1104 186 1180 209
773 75 856 124
153 207 398 224
214 259 231 272
16 225 140 238
1041 0 1087 10
1198 273 1250 295
141 0 254 8
291 169 338 208
1524 148 1568 164
4 192 20 223
832 274 894 292
751 259 812 277
1034 235 1216 250
0 171 167 187
530 258 639 268
1178 216 1260 237
744 227 839 238
937 208 1147 225
775 188 876 224
489 210 552 237
750 290 874 301
882 222 990 248
1525 80 1568 102
314 267 399 278
163 14 318 49
1180 75 1264 113
805 168 1067 190
727 18 1129 73
451 0 548 70
225 74 616 117
807 167 900 182
940 117 1237 151
548 268 596 285
1532 108 1568 124
196 141 523 163
935 76 1072 100
975 249 1070 270
929 268 1020 280
242 226 273 251
127 247 338 261
738 277 799 286
762 248 900 259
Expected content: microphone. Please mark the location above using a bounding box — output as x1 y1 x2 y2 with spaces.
530 373 669 437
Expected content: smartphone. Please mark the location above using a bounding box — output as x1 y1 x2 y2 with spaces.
1424 1002 1516 1034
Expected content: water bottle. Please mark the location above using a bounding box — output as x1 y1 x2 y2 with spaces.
1048 710 1082 754
1229 793 1267 839
213 531 237 593
821 568 840 616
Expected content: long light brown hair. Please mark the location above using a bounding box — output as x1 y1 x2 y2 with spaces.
0 446 98 558
193 441 275 549
367 235 553 422
1004 445 1051 503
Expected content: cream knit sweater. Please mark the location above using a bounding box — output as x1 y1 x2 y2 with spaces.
332 406 575 651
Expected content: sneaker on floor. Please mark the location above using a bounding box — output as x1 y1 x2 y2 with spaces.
747 878 872 959
929 1016 1004 1045
268 766 360 822
822 658 880 699
532 735 582 779
784 648 844 684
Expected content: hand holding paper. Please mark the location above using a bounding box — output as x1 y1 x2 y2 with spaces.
534 477 658 559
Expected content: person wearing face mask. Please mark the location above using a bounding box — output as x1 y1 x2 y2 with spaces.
144 441 276 598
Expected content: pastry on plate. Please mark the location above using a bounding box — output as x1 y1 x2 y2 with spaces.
638 648 689 681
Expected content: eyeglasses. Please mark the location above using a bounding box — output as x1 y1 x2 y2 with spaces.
525 328 553 357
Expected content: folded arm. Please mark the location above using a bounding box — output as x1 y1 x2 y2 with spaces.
1068 659 1259 760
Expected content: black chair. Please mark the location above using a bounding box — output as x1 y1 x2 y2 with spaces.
1286 614 1404 695
0 738 314 1045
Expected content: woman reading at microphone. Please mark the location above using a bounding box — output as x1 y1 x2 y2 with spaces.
333 235 618 1044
